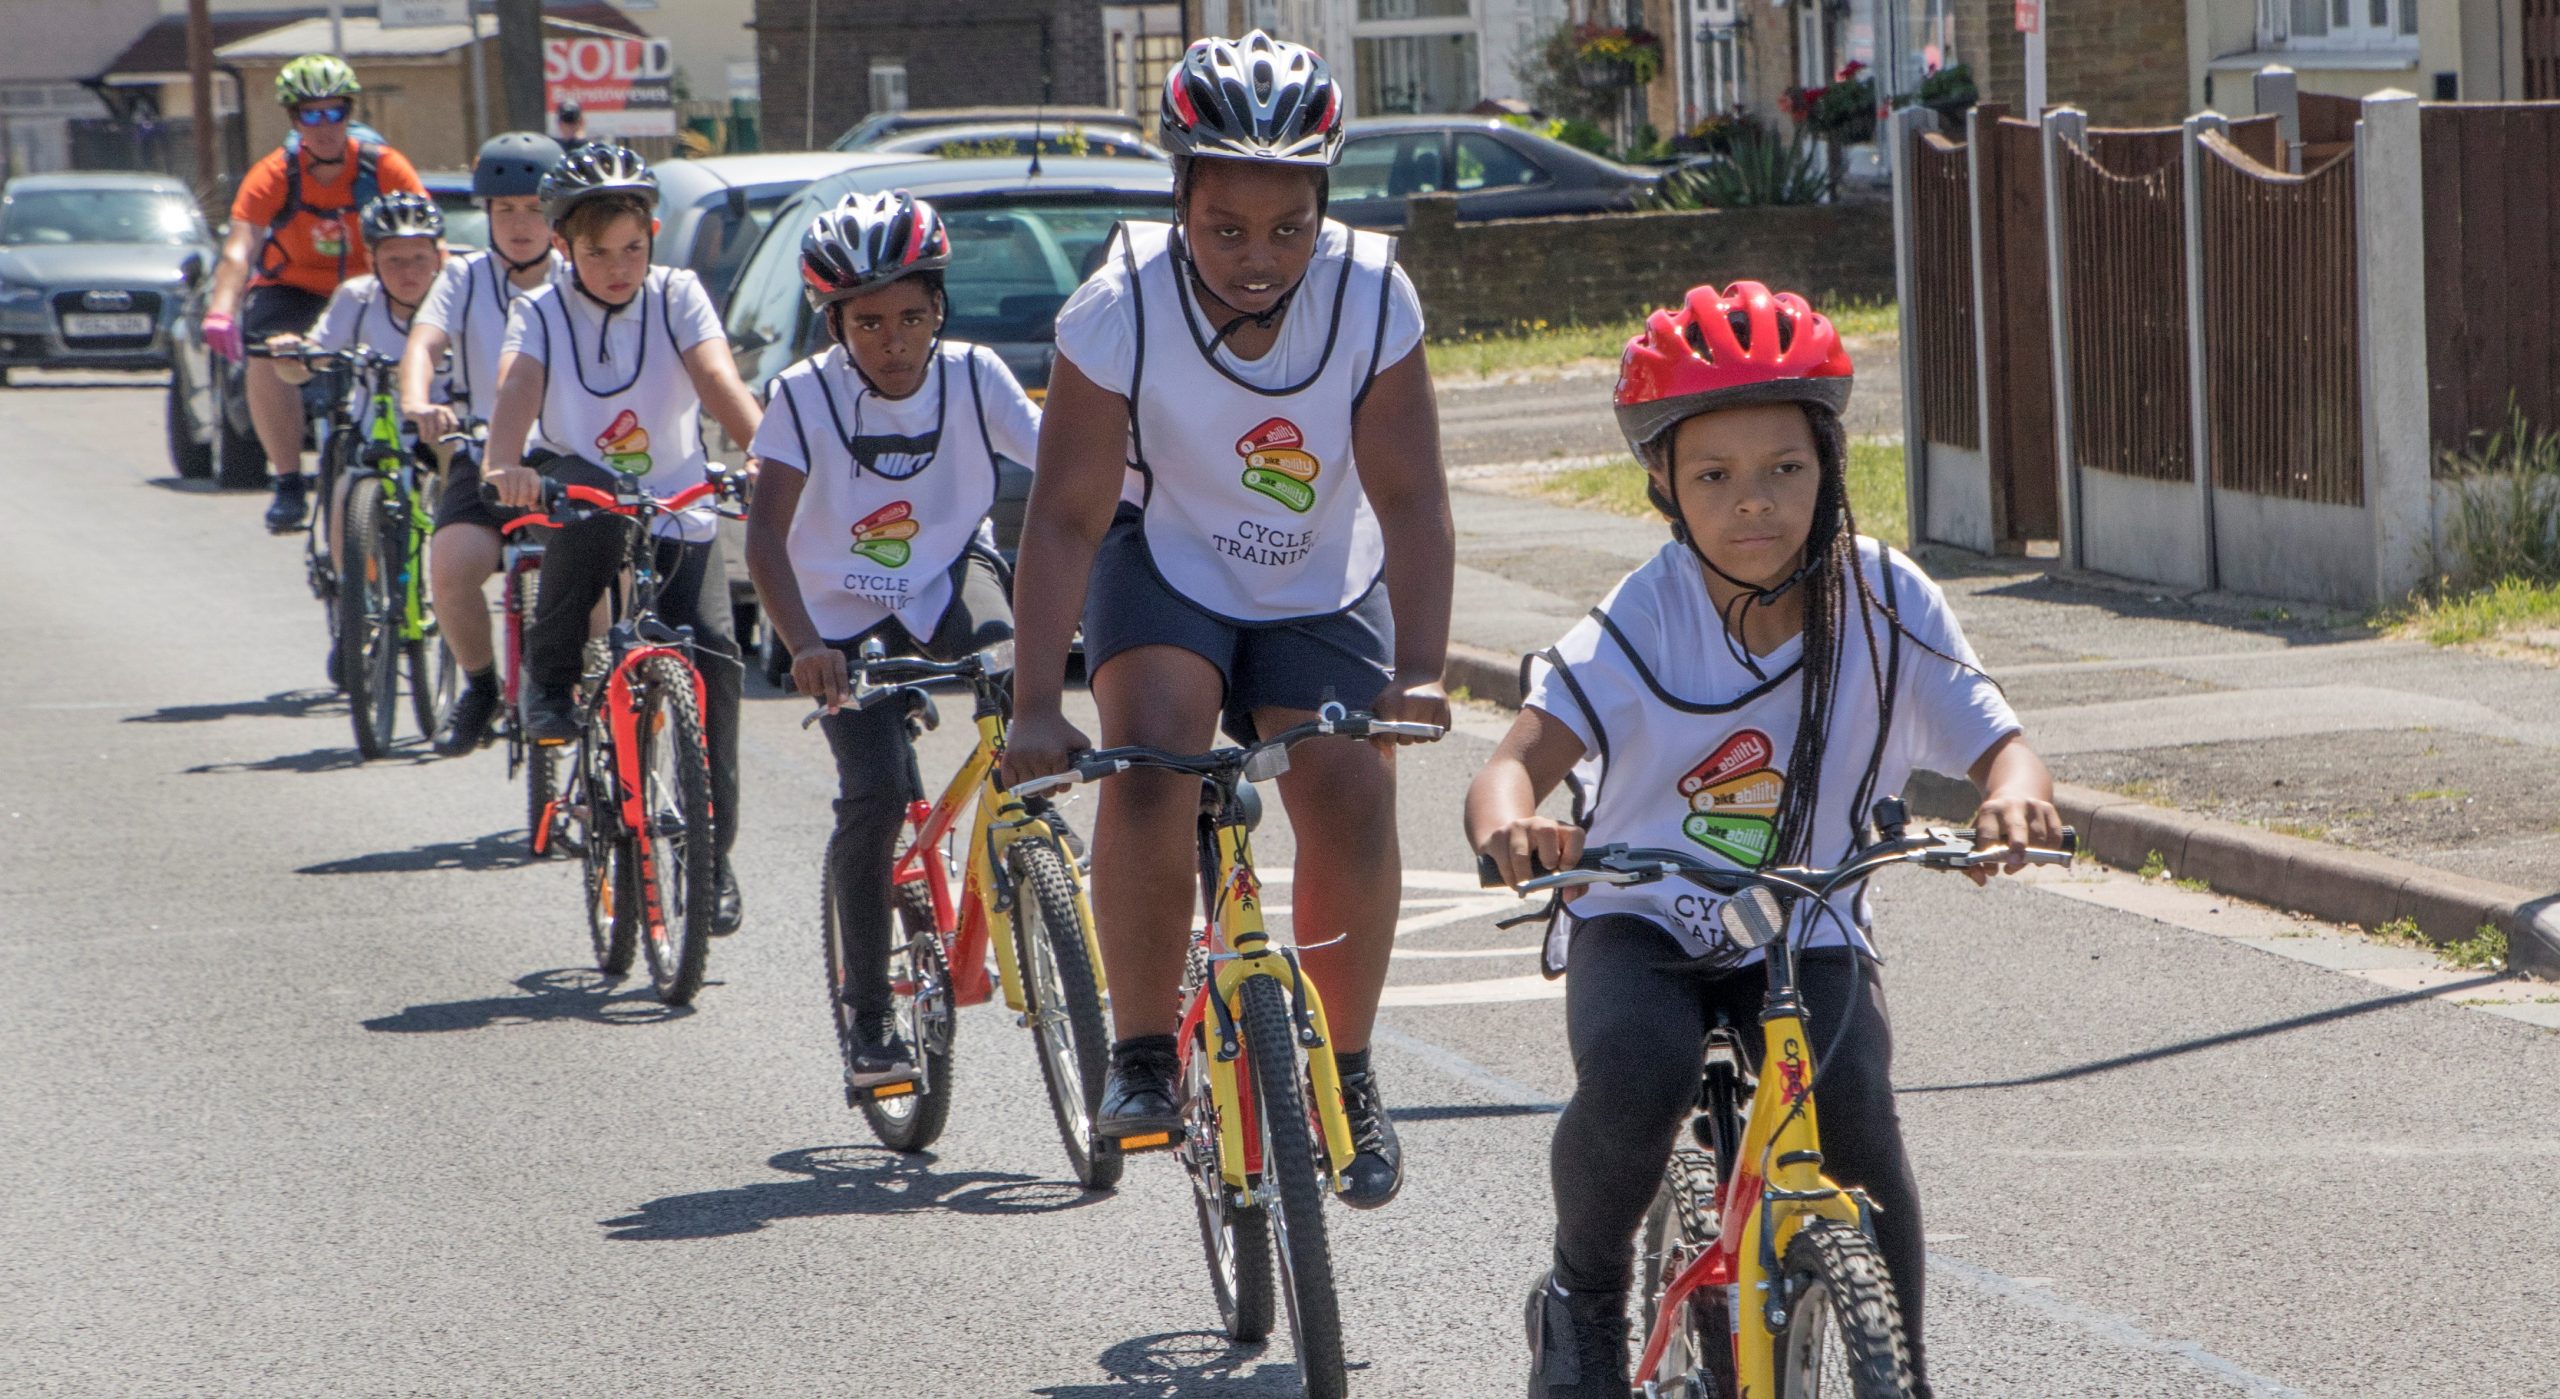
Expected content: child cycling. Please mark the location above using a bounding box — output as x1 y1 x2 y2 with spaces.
1000 31 1453 1210
264 190 451 584
398 131 567 757
482 143 764 936
1463 282 2062 1398
743 192 1040 1089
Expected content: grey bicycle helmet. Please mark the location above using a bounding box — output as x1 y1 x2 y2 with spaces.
538 142 658 224
1160 31 1344 167
359 190 444 244
473 132 565 199
799 191 951 310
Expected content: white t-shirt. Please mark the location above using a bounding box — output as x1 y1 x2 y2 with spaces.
1523 537 2019 965
308 272 446 399
1052 220 1425 396
416 248 560 412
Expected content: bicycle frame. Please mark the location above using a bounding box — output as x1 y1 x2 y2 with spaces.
346 365 435 649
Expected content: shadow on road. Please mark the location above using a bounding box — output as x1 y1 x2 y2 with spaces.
186 744 430 775
143 476 226 495
125 689 341 724
601 1143 1104 1241
300 831 531 875
1032 1332 1317 1398
1394 1102 1559 1122
1899 974 2506 1095
362 967 687 1034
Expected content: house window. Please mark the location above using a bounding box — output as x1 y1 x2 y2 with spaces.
1356 33 1481 113
868 60 908 115
2267 0 2418 48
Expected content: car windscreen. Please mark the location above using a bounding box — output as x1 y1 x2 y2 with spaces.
0 190 201 246
684 189 794 309
433 193 488 250
934 196 1166 346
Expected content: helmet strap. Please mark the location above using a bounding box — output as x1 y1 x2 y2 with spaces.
500 246 553 278
827 294 947 401
1169 224 1302 348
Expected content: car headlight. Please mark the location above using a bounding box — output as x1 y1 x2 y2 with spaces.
0 280 42 311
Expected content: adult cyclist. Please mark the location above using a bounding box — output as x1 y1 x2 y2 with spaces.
400 132 567 757
201 54 426 533
1001 32 1454 1210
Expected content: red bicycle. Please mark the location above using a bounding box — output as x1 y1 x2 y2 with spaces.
505 471 745 1004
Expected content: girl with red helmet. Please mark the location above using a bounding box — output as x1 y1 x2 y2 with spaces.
1464 282 2062 1398
743 191 1041 1090
1000 31 1453 1211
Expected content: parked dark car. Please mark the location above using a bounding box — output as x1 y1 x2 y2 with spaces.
420 170 485 250
1328 117 1658 230
833 106 1143 153
651 152 927 310
713 156 1173 676
866 122 1167 163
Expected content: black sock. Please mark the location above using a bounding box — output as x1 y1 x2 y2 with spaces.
1335 1047 1372 1079
465 665 498 693
1112 1033 1178 1069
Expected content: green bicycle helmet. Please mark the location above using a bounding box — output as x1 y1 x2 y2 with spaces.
275 54 361 107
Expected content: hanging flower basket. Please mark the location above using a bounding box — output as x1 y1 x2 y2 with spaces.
1574 25 1663 89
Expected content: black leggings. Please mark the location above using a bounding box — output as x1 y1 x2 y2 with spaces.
820 552 1012 1020
1552 915 1931 1391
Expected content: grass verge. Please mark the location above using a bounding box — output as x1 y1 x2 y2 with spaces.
1525 438 1909 552
2380 576 2560 646
1428 300 1898 380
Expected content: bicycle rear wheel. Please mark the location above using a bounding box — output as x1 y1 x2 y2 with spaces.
829 831 957 1148
1240 974 1346 1398
337 474 396 758
632 655 716 1004
1183 1013 1273 1343
1638 1149 1738 1399
1006 836 1119 1190
574 720 633 973
1774 1222 1915 1399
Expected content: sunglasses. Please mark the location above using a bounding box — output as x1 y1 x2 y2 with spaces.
294 103 352 127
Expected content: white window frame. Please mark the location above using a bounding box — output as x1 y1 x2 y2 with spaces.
2260 0 2419 51
867 60 908 116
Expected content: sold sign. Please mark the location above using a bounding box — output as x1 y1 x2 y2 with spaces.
545 36 676 137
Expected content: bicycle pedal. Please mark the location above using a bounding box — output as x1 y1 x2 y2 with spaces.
1111 1127 1183 1153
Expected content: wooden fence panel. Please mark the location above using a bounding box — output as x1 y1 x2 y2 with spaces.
2058 138 2191 483
2423 102 2560 461
2529 0 2560 99
1983 116 2058 539
2227 114 2283 167
2200 133 2362 506
1911 131 1981 451
2300 92 2360 169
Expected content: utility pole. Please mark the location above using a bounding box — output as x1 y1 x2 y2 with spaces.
468 5 491 148
186 0 218 192
497 0 548 134
328 0 346 57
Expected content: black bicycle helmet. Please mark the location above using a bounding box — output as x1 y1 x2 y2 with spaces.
359 190 444 244
799 191 951 310
473 131 565 199
538 142 658 224
1160 30 1344 167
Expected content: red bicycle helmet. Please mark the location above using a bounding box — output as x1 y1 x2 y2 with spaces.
1613 281 1854 455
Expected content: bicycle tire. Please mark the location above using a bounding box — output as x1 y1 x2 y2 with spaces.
337 474 394 758
830 833 957 1148
1183 1014 1274 1343
1240 974 1347 1398
632 654 717 1005
583 831 638 976
1006 836 1120 1190
1638 1151 1738 1399
1774 1222 1916 1399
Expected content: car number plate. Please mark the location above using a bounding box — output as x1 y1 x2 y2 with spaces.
63 312 151 337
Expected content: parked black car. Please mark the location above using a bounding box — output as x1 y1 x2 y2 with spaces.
713 155 1174 677
1328 117 1658 230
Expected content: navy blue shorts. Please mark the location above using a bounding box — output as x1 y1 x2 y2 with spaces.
1082 503 1393 743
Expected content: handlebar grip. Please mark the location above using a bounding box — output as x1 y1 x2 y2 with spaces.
1476 851 1553 888
2059 826 2078 856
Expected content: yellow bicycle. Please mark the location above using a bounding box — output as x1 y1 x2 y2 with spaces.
1014 703 1443 1399
806 639 1116 1186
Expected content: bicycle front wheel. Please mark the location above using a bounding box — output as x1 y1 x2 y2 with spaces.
406 631 451 743
632 655 716 1004
1639 1150 1737 1399
1183 1014 1273 1343
829 831 957 1148
1774 1222 1916 1399
1006 836 1119 1190
336 475 395 758
1240 974 1346 1399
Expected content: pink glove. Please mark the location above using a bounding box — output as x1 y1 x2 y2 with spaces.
203 311 243 361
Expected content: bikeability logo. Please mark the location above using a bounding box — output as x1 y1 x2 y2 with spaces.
1236 417 1320 514
1678 729 1784 867
594 408 652 477
849 501 919 568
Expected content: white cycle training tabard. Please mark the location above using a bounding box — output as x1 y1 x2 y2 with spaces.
504 265 722 541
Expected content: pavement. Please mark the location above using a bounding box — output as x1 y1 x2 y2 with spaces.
15 369 2560 1398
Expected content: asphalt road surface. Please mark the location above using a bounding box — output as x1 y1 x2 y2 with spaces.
6 373 2557 1398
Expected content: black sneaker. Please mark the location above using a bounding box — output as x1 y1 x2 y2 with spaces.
523 681 579 744
265 474 310 532
1336 1064 1403 1209
844 1012 920 1089
432 677 501 756
1097 1039 1182 1137
1525 1272 1630 1399
710 859 743 936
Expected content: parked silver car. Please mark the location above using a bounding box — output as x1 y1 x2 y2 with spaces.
0 172 213 377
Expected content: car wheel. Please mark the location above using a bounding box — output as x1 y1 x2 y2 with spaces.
215 361 268 489
167 373 215 480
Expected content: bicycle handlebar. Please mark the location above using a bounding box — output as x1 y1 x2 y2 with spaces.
795 639 1017 729
1477 810 2077 904
490 467 746 533
1007 703 1446 798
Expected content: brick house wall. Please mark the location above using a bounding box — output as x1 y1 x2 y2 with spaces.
752 0 1108 152
1953 0 2189 127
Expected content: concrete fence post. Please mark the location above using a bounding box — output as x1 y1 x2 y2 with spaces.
2354 90 2433 603
2254 64 2302 173
1889 105 1936 549
2040 106 2090 569
2181 112 2230 593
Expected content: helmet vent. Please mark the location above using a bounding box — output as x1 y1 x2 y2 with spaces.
1684 320 1712 363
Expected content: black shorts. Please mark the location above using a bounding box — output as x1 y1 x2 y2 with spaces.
242 283 330 339
1082 503 1393 743
430 446 529 534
